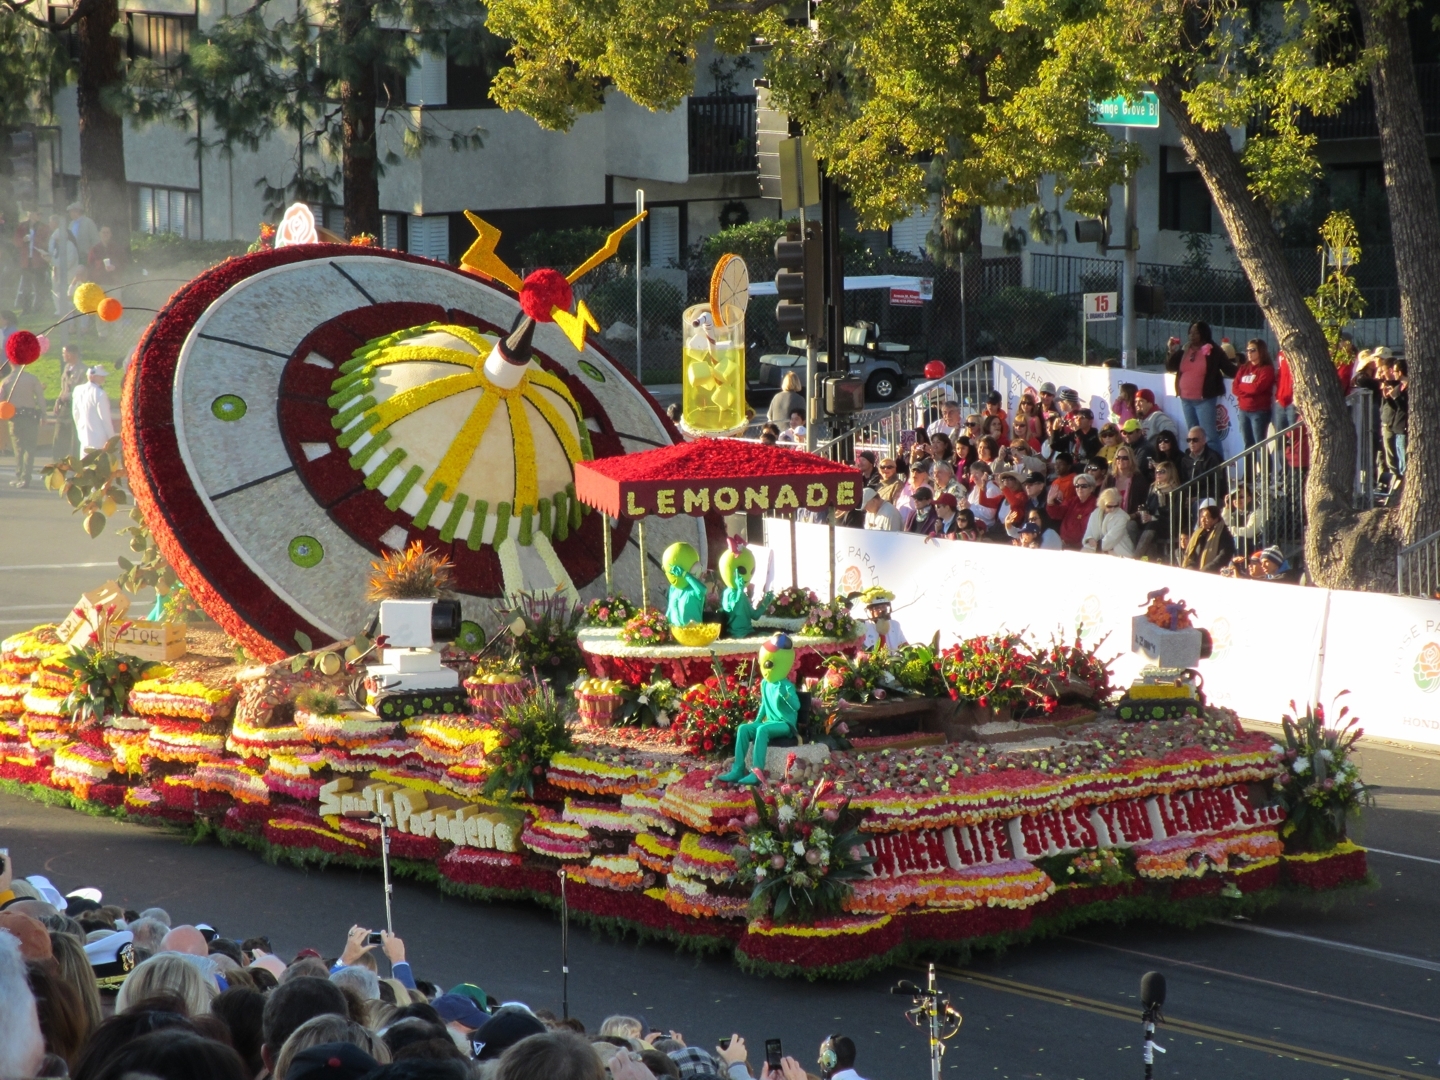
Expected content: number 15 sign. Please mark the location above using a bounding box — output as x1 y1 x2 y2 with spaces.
1084 291 1119 322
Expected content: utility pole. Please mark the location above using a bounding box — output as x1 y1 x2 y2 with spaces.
1122 129 1138 368
635 188 645 383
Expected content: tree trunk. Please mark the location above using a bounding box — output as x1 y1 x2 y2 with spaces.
1357 0 1440 550
338 0 380 240
74 0 130 248
1153 78 1396 589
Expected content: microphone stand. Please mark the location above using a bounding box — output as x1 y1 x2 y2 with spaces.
557 869 570 1020
343 808 395 935
1141 1000 1165 1079
892 964 963 1080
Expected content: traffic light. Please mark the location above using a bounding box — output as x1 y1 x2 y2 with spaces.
773 221 824 341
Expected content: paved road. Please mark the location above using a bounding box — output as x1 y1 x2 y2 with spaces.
3 741 1438 1080
5 450 1440 1080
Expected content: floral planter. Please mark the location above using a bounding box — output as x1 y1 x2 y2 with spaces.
576 692 625 727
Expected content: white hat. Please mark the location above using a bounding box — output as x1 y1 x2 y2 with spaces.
87 366 108 377
1197 497 1219 511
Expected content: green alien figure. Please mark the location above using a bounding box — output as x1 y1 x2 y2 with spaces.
718 633 800 785
662 541 707 627
718 536 774 638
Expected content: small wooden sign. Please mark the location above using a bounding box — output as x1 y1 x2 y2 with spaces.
113 621 187 661
56 582 129 647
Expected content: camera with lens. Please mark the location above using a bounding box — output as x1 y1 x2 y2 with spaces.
360 599 470 720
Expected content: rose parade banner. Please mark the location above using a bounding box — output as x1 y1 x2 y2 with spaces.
765 522 1440 738
991 357 1248 459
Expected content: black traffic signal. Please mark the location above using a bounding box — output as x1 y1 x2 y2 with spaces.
774 221 825 341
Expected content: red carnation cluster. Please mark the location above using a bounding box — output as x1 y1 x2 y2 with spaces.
519 268 573 322
5 330 41 366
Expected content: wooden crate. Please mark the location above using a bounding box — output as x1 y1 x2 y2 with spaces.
113 621 187 661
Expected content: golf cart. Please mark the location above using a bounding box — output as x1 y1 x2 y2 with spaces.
754 322 910 404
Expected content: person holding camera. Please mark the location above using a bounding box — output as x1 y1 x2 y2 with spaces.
335 923 417 989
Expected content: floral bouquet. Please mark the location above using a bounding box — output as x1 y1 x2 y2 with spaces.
676 664 755 755
890 637 948 698
583 595 637 628
483 682 575 800
941 632 1036 710
800 597 857 639
1272 698 1372 852
1143 588 1196 630
500 591 584 680
733 767 872 923
768 586 819 620
1041 846 1132 886
620 608 670 646
1023 630 1116 713
818 648 900 705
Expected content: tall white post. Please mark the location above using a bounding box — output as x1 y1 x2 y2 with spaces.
1122 128 1138 369
635 189 645 384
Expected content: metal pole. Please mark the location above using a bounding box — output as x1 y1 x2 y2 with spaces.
928 963 943 1080
1083 312 1088 367
557 868 570 1020
800 203 817 453
828 519 836 601
638 519 649 610
635 189 645 385
379 812 394 936
602 514 613 593
790 515 798 588
1122 128 1137 369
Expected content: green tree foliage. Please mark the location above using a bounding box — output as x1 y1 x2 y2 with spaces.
0 8 61 132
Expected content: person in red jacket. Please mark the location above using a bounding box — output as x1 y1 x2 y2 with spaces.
1051 473 1099 550
1274 350 1296 431
1233 338 1277 448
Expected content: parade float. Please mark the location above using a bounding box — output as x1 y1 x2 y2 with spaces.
0 215 1372 978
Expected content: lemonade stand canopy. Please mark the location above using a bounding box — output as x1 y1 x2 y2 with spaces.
573 440 863 519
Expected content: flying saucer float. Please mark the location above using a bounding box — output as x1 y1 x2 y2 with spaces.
122 213 707 661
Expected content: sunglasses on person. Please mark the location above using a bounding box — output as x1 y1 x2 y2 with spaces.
1087 463 1106 471
879 464 896 471
1115 453 1132 461
1187 436 1204 443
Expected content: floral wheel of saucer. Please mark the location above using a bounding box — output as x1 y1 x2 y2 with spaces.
123 245 706 660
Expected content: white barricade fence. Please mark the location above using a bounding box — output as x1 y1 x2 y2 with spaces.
991 356 1247 460
767 521 1438 743
1318 590 1440 745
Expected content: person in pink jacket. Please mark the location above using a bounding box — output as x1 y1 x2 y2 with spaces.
1233 339 1277 448
1274 350 1296 430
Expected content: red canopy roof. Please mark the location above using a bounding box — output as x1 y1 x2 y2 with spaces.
573 439 864 519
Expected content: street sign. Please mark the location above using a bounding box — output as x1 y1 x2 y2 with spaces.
889 279 932 306
1093 92 1161 128
1084 291 1119 322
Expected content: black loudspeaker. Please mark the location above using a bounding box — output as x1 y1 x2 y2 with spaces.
1074 218 1107 245
430 599 463 643
1140 971 1167 1010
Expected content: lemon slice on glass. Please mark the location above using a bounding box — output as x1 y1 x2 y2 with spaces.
709 254 750 327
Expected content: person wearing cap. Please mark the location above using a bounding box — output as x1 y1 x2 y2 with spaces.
894 460 930 523
72 365 114 454
1254 545 1296 583
1096 422 1122 466
904 486 937 534
1 358 43 487
1134 388 1177 442
863 486 902 531
929 492 962 539
1232 338 1276 449
1014 521 1043 549
1180 497 1235 572
981 390 1009 442
1070 409 1101 460
1165 321 1236 451
1003 472 1049 542
1021 509 1062 549
1119 419 1153 475
1051 471 1099 550
474 1005 548 1061
434 991 488 1052
1082 486 1136 557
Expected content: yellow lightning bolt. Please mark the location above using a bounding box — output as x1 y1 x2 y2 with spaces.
460 211 524 293
551 300 600 351
566 212 647 284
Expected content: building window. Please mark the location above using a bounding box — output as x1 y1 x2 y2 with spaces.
405 51 447 107
408 214 450 261
647 205 681 268
135 185 200 238
381 213 406 251
127 12 195 68
1159 146 1213 233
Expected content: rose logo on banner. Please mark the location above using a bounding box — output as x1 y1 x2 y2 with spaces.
1208 616 1234 661
1076 595 1103 639
951 581 977 624
840 565 865 594
1215 402 1232 436
1413 641 1440 693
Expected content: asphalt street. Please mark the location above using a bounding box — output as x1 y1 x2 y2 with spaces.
4 464 1440 1080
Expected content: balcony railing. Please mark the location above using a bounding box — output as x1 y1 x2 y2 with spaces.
1296 63 1440 141
688 94 757 175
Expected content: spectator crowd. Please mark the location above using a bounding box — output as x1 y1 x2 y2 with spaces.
841 321 1313 583
0 854 875 1080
